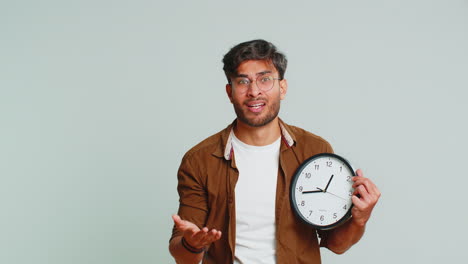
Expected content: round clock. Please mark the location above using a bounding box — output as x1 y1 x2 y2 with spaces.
290 153 356 230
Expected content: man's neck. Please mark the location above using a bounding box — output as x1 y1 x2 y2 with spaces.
233 118 281 146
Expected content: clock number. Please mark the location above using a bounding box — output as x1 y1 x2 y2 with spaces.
309 210 313 217
340 166 343 172
314 164 319 170
301 201 305 206
320 215 324 221
343 204 347 210
305 172 311 179
346 176 352 182
326 161 332 167
349 191 353 197
333 213 337 219
298 186 303 192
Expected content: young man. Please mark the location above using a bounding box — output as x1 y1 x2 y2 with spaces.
169 39 380 264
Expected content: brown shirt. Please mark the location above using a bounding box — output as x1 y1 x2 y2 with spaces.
171 119 334 263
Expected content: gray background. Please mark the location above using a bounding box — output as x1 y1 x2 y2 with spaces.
1 0 467 263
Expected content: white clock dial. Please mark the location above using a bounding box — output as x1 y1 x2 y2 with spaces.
291 153 355 230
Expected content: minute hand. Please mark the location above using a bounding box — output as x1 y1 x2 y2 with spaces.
302 190 323 194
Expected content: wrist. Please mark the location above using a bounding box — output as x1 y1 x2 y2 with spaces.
181 237 205 254
350 216 367 228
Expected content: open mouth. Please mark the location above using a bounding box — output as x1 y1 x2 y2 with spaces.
248 103 266 109
246 101 266 113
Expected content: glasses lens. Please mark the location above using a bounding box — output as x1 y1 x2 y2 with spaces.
256 76 274 91
233 78 250 93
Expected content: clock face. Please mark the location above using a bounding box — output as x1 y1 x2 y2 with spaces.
290 153 355 230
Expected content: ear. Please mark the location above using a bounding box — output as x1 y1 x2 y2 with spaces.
279 79 288 100
226 83 234 103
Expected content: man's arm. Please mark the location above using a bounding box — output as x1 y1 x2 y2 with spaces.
169 215 222 264
323 169 381 254
170 153 221 263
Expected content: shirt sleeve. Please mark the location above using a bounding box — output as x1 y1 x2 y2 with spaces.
322 140 334 154
170 154 209 241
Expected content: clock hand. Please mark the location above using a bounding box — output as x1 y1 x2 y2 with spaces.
302 190 323 194
324 174 334 192
324 191 348 201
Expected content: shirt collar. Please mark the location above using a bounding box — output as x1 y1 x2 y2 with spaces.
223 119 295 160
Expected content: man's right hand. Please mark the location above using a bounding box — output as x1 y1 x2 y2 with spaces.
172 214 222 250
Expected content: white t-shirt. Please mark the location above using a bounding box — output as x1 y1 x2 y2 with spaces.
232 133 281 264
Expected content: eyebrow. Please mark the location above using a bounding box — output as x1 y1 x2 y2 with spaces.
235 70 272 78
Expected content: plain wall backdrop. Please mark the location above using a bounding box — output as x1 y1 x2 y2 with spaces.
1 0 467 263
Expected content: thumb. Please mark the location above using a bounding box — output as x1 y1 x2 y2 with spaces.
172 214 199 233
356 169 364 177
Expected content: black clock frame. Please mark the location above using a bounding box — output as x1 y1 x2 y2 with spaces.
290 152 356 231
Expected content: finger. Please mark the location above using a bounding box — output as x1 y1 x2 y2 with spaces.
355 177 377 192
214 230 222 241
351 176 368 187
353 185 370 201
205 229 223 244
355 183 379 205
351 195 366 209
189 228 220 248
356 168 364 177
173 214 192 226
352 175 372 186
191 227 209 242
353 181 370 195
172 214 190 229
172 214 180 221
353 185 373 205
353 184 379 214
353 177 380 197
172 214 188 229
359 180 380 199
200 229 220 244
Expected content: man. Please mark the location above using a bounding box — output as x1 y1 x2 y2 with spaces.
169 39 380 264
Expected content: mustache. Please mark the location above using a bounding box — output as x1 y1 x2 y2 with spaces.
244 97 268 103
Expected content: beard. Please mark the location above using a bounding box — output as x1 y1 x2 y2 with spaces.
232 95 281 127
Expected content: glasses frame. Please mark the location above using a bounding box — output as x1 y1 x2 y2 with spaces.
229 75 283 93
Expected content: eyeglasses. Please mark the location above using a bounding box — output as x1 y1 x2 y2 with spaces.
230 75 282 93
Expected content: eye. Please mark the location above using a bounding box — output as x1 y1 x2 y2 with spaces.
237 79 250 85
260 76 273 83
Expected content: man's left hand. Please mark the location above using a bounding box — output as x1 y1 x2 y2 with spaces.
351 169 381 226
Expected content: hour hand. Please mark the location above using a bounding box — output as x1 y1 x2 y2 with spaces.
324 174 334 192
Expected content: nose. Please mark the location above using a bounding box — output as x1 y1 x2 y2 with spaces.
246 81 262 97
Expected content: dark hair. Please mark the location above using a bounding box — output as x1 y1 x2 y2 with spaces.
222 39 288 82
